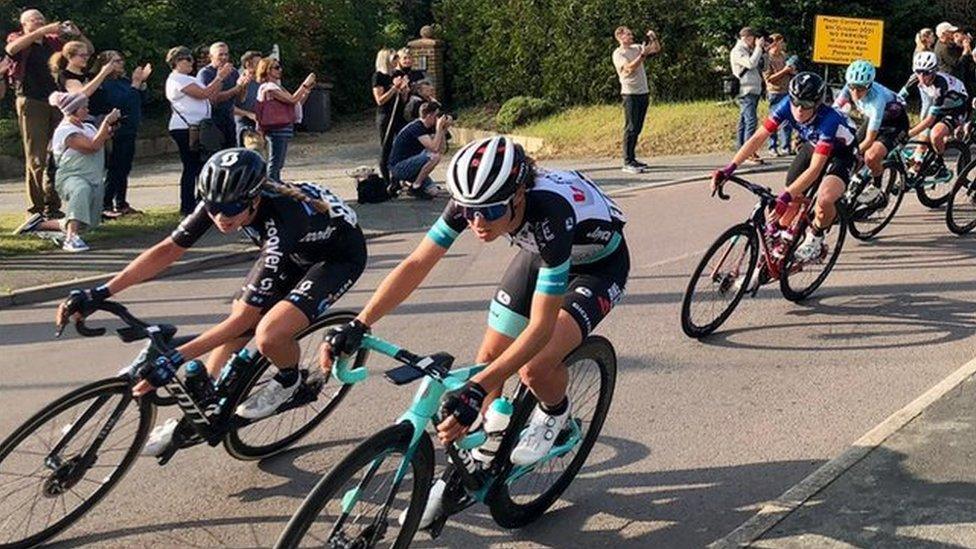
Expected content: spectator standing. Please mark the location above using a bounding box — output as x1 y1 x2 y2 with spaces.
373 48 409 188
50 41 112 98
404 79 437 122
91 51 151 217
234 50 262 147
15 93 120 252
392 47 427 84
916 28 936 53
935 22 963 77
254 57 315 182
613 25 660 173
730 27 767 164
388 100 450 199
198 42 249 148
6 10 91 220
165 46 230 215
762 33 796 156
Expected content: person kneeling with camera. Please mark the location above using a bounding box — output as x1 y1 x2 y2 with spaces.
15 92 120 252
387 100 451 200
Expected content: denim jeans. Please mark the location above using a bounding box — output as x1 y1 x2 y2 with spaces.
767 92 793 151
737 93 760 148
169 129 204 215
266 127 293 182
390 151 434 189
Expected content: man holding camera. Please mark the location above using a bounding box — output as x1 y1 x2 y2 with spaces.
7 9 91 222
613 25 660 174
730 27 766 164
388 101 451 200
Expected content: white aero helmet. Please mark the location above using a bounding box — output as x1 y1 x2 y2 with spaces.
913 50 938 72
446 136 528 206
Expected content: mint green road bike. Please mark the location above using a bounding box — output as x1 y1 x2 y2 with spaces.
275 331 617 548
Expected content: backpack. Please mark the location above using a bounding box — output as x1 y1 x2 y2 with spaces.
357 173 391 204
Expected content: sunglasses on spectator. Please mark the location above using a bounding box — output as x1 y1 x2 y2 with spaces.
205 200 250 216
459 198 513 222
789 97 818 109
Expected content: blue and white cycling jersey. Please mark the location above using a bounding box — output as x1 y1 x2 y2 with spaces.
833 82 907 133
765 100 857 156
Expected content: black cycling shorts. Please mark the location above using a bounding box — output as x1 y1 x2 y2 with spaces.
235 226 367 321
487 241 630 339
786 142 857 188
856 109 909 154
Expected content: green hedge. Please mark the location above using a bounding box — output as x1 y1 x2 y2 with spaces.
495 96 555 130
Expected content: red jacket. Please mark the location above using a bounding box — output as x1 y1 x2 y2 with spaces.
5 31 63 84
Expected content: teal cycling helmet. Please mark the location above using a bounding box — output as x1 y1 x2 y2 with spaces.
845 59 876 87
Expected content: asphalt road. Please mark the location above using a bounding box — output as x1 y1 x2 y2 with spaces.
3 171 976 548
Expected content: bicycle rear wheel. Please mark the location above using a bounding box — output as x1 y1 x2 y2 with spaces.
680 223 759 338
946 158 976 234
224 310 359 460
0 377 153 549
274 422 434 549
780 200 848 302
917 140 969 209
486 335 616 529
848 162 906 241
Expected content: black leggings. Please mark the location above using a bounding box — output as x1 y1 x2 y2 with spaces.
170 129 204 215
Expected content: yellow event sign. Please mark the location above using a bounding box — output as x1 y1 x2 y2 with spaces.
813 15 884 66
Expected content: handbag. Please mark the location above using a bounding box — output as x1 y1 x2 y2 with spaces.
255 89 296 131
172 104 224 154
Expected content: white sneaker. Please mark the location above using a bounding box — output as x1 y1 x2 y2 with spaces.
794 232 825 263
235 377 299 419
857 184 882 205
62 234 89 253
404 478 446 529
510 400 571 466
12 213 44 235
142 418 179 456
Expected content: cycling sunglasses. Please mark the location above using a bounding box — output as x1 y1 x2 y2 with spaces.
789 97 818 109
849 83 870 92
459 198 513 222
914 69 934 76
205 200 250 216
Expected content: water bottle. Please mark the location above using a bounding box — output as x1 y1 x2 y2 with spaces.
184 361 214 404
215 350 251 395
472 397 513 464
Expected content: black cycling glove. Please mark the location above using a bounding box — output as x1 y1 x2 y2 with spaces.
440 382 487 427
62 285 111 319
326 319 369 357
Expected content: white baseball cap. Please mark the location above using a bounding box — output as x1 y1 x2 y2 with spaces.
937 22 959 35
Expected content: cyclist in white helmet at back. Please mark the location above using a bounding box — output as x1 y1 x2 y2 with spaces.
833 59 910 205
319 136 630 529
899 50 969 182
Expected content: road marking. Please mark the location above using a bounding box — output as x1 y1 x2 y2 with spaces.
710 353 976 548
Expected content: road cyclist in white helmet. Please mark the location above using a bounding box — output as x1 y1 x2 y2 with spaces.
833 59 910 205
319 135 630 528
898 50 970 183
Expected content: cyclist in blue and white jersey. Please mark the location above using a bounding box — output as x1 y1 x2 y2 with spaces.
833 59 910 204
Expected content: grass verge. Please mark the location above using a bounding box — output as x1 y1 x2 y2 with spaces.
0 209 181 257
516 100 772 159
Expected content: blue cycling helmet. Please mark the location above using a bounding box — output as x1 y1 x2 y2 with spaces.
845 60 876 87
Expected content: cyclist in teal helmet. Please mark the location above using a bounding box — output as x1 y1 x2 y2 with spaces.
833 59 910 204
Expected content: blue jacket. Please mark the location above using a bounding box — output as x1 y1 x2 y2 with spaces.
90 77 145 136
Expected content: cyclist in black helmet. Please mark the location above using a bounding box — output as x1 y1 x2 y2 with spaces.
56 148 367 455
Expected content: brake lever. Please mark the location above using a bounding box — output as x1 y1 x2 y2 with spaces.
716 185 731 201
75 319 107 338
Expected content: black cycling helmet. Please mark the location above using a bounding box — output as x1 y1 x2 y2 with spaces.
197 148 266 203
788 72 826 108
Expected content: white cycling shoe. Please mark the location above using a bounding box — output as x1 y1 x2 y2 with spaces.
235 378 299 420
142 418 179 457
405 478 447 530
510 400 571 466
793 232 825 263
857 184 882 205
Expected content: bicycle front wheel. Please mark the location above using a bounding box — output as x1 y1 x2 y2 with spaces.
848 163 906 241
224 310 359 460
780 200 848 302
917 140 969 208
946 158 976 234
0 377 153 549
274 422 434 549
680 223 759 338
487 335 616 529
